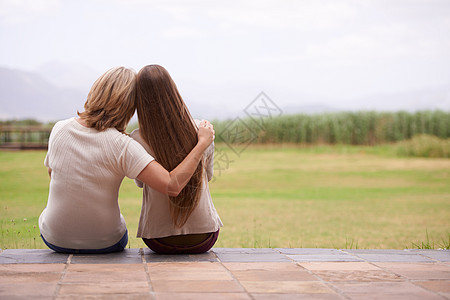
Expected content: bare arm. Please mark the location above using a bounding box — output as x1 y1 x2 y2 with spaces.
47 168 52 178
136 120 214 196
204 142 214 182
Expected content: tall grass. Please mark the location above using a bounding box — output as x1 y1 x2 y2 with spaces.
396 134 450 158
214 110 449 146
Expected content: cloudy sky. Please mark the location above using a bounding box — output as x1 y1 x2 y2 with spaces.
1 0 450 114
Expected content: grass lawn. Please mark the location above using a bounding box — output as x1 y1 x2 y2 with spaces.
0 144 449 250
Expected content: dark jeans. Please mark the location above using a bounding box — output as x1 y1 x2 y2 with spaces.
143 229 219 254
41 231 128 254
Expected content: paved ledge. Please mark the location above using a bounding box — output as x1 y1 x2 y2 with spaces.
0 248 448 264
0 248 449 299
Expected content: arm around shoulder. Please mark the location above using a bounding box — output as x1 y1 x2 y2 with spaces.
136 120 215 196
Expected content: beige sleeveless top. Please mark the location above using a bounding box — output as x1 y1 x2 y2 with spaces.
130 128 223 239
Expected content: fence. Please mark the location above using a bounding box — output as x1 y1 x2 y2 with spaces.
0 126 51 150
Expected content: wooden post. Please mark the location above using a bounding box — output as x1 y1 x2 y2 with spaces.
0 126 52 150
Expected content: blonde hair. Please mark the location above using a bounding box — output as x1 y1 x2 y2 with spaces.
78 67 137 132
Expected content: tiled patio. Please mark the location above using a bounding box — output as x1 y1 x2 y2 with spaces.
0 248 449 299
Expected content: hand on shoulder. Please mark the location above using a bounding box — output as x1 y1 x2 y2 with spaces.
197 119 215 149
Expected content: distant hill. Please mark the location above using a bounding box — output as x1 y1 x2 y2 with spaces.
34 61 100 91
338 86 450 112
0 64 448 122
0 67 86 121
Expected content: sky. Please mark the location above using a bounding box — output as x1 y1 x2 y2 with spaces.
1 0 450 113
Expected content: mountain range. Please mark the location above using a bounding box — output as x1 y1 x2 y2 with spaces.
0 64 448 122
0 67 86 121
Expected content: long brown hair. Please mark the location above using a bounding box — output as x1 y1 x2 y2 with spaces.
136 65 203 227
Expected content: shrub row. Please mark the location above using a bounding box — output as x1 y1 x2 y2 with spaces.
395 134 449 158
213 110 449 145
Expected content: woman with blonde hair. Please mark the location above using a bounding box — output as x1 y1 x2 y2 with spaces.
131 64 222 254
39 66 214 254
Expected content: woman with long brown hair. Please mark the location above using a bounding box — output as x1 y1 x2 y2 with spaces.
131 64 222 254
39 66 214 254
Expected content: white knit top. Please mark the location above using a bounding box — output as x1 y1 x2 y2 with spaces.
130 128 223 239
39 118 154 249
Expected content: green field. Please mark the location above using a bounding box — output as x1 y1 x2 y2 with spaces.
0 144 449 250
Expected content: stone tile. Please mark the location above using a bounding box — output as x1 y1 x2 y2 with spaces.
313 270 403 282
252 294 343 300
152 280 245 293
224 262 316 281
375 262 450 280
213 248 277 254
0 249 68 264
374 262 450 272
277 248 344 255
148 262 233 281
59 281 150 295
2 296 51 300
287 254 362 262
216 253 291 262
331 281 441 299
148 262 226 272
352 253 434 262
64 263 147 283
224 262 304 271
0 263 66 273
143 248 218 262
0 248 448 300
240 281 335 294
440 292 450 299
67 263 144 272
70 248 142 264
0 263 64 296
299 262 381 271
155 292 252 300
57 294 152 300
345 249 413 255
407 250 450 262
231 269 316 281
414 280 450 293
64 269 147 283
0 272 61 283
345 292 443 300
149 269 233 281
0 282 58 298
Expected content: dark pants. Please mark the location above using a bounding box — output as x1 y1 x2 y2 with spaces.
41 231 128 254
143 229 219 254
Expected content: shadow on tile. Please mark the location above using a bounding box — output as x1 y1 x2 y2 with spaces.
0 249 68 264
143 248 219 262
